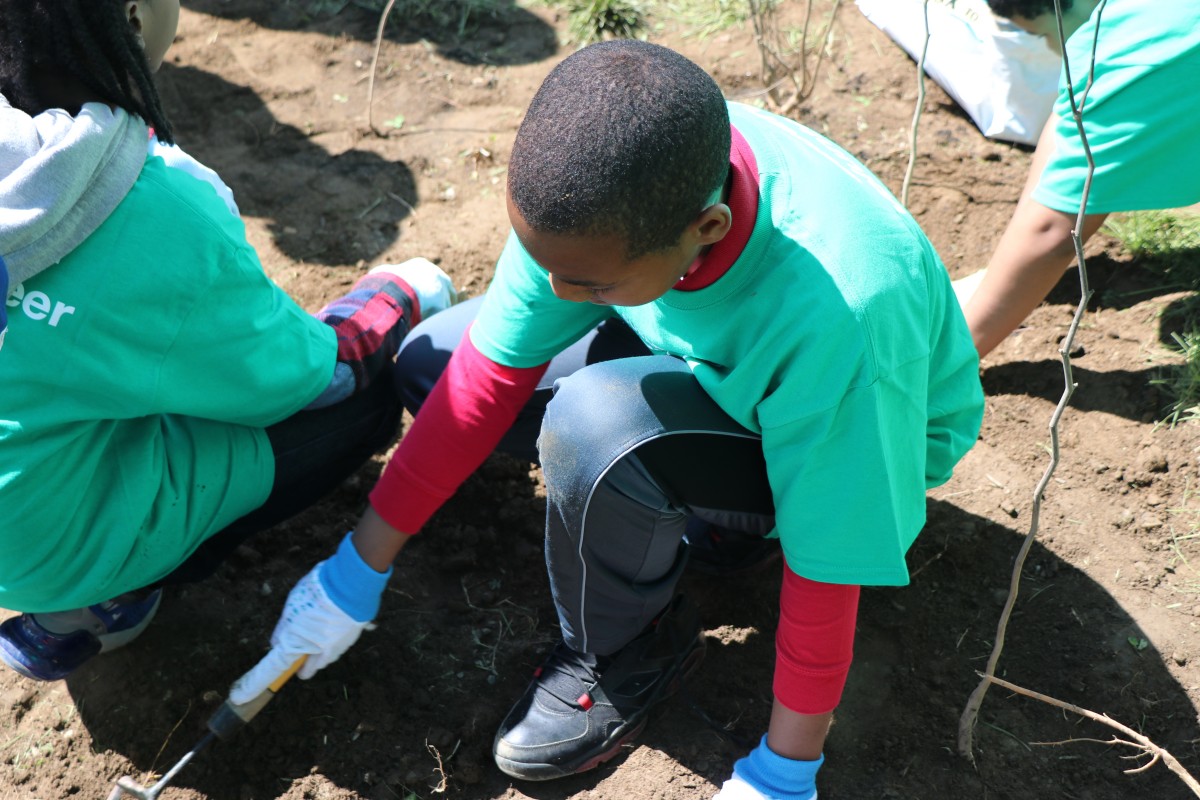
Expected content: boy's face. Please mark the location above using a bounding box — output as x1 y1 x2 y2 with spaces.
507 194 731 308
125 0 181 72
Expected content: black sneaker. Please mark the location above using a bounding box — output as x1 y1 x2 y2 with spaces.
684 520 782 577
492 595 705 781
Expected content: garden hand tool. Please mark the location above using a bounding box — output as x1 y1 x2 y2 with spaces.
105 655 307 800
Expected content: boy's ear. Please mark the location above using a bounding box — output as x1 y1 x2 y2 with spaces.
125 1 143 33
693 203 733 247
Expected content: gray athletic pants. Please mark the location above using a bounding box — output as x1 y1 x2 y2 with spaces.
394 298 776 656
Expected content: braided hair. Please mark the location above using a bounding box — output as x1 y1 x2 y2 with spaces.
0 0 174 142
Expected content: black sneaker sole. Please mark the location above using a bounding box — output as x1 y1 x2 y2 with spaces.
494 636 707 781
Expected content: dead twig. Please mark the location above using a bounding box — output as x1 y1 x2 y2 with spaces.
900 0 929 207
748 0 843 115
984 675 1200 796
366 0 399 137
426 738 460 793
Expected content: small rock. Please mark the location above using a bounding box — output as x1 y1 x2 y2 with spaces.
1174 652 1188 666
233 544 262 563
1139 447 1169 473
1000 501 1019 518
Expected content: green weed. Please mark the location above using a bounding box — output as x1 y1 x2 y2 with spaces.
1152 330 1200 427
559 0 648 44
1103 209 1200 289
656 0 751 38
1105 211 1200 425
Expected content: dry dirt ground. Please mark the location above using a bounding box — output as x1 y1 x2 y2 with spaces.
4 2 1200 799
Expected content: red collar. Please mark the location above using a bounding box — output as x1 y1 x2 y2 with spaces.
676 125 760 292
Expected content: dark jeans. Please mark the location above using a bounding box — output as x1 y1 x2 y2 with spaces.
395 297 775 655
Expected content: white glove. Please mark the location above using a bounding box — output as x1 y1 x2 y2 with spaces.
712 736 821 800
713 776 817 799
951 267 987 309
228 563 367 704
370 257 457 320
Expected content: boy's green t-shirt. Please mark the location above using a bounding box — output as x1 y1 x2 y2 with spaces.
0 156 335 612
1035 0 1200 214
470 103 983 587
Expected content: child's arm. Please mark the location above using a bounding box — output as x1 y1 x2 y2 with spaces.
715 567 858 799
231 336 548 699
306 260 454 409
962 118 1108 358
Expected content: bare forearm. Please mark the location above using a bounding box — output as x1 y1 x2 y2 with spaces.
965 202 1106 357
351 506 413 572
767 700 831 761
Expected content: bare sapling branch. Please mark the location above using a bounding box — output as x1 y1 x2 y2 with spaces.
748 0 843 115
367 0 399 137
900 0 930 207
957 0 1106 760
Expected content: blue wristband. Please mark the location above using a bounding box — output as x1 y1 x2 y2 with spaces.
318 531 393 622
732 735 823 800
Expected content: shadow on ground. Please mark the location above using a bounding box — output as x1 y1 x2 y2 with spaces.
66 492 1200 799
157 63 418 267
182 0 559 66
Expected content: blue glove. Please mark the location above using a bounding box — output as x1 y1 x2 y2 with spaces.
714 735 823 800
229 532 391 704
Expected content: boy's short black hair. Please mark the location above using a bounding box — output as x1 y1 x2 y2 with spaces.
508 40 731 261
988 0 1073 19
0 0 173 142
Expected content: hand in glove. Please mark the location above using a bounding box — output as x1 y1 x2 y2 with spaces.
713 735 823 800
229 532 391 704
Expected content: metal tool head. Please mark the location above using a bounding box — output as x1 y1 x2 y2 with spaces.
105 775 159 800
104 732 212 800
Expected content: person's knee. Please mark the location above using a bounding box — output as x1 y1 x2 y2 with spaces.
392 333 445 414
540 362 662 477
393 296 481 413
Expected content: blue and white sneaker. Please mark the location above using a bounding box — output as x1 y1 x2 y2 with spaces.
0 589 163 681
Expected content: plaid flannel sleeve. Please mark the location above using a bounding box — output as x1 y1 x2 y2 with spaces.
307 272 419 409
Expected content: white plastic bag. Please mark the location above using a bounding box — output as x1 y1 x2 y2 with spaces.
856 0 1060 145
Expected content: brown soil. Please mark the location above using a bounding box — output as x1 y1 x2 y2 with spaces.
4 3 1200 799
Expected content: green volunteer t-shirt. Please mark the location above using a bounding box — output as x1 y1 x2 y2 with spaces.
470 102 983 587
0 155 335 611
1035 0 1200 214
